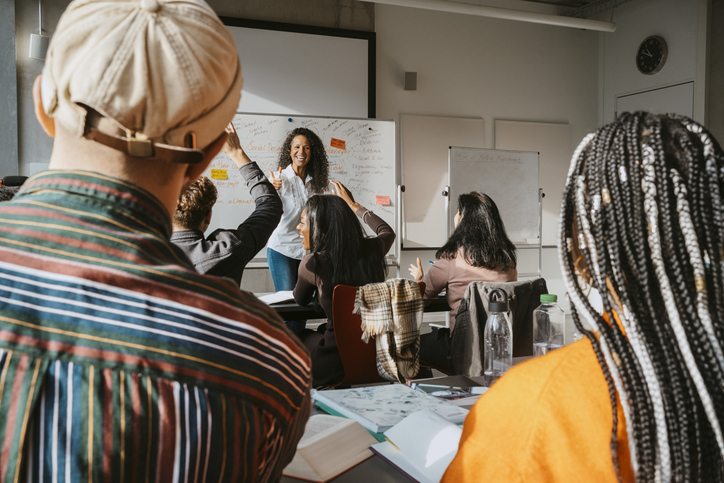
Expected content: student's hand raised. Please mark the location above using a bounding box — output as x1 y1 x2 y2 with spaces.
330 180 361 212
222 123 252 168
408 257 424 281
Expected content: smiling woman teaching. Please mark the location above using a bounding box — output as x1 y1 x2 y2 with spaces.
267 128 331 333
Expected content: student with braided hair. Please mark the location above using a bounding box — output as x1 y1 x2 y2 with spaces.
444 112 724 482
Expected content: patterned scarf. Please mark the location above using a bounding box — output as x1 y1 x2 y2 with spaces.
355 279 423 383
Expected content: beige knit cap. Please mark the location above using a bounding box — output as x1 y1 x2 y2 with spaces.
41 0 242 162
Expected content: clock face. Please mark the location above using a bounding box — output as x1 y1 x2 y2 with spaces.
637 36 667 75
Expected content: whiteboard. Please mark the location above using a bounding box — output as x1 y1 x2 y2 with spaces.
448 147 539 243
222 18 374 118
203 113 397 261
400 115 485 248
494 120 571 246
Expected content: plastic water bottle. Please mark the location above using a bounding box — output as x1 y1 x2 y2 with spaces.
533 294 564 357
484 288 513 380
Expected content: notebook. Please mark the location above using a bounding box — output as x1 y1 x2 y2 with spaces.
311 384 469 434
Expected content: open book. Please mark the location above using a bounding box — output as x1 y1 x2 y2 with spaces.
282 414 378 482
257 290 295 305
371 410 463 483
311 384 469 433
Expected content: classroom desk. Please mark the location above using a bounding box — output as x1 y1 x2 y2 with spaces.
264 294 452 320
281 357 532 483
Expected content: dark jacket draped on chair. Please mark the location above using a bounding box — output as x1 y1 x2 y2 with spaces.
450 278 548 376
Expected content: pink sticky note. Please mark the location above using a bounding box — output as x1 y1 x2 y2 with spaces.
376 195 391 206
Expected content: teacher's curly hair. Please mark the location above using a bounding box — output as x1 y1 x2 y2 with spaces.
278 127 330 194
559 111 724 482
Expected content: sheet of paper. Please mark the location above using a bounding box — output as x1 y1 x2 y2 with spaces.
371 441 435 483
384 410 462 483
257 291 295 305
299 414 348 445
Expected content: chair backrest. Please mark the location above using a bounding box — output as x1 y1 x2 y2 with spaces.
331 281 425 387
450 278 548 376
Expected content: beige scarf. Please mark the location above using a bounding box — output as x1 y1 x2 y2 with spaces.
355 279 423 383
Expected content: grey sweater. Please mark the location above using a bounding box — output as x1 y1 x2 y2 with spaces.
171 162 282 286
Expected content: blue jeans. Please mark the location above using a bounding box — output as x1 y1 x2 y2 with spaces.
267 248 306 334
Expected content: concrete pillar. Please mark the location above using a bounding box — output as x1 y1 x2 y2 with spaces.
1 0 18 175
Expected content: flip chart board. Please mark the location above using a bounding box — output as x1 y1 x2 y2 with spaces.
203 113 397 261
494 120 571 246
448 147 540 243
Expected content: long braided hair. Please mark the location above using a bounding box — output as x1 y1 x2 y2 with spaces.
559 112 724 482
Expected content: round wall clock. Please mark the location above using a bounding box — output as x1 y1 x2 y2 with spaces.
636 36 668 75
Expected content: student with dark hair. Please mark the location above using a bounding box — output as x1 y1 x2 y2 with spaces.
410 192 517 372
171 123 282 286
294 180 393 387
268 127 331 333
445 112 724 482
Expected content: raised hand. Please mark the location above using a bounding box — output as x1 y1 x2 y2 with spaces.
330 180 360 211
222 123 251 167
408 257 424 281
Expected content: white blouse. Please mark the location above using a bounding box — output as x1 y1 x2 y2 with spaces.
267 165 315 260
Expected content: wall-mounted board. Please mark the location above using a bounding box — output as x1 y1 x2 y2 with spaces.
221 17 375 119
615 81 694 119
400 115 485 249
449 147 539 244
203 113 397 261
494 120 571 246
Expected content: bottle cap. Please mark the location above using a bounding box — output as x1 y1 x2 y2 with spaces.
488 288 509 312
540 294 558 303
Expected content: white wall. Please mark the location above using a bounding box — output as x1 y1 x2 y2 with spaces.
375 5 600 310
598 0 708 125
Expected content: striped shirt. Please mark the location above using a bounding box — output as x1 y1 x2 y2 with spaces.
0 171 312 483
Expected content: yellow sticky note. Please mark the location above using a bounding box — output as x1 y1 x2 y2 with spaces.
210 169 228 180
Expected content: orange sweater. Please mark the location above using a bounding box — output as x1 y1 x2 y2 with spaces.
443 338 634 482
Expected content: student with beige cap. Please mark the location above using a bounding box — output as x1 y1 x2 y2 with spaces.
0 1 311 481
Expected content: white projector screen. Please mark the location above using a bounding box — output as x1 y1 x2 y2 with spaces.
221 18 375 119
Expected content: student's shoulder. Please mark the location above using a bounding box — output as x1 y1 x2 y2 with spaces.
478 339 605 415
300 252 330 271
169 270 309 354
447 341 605 481
467 339 605 445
